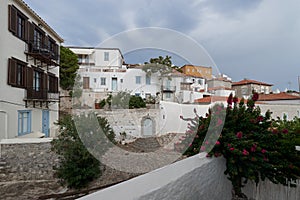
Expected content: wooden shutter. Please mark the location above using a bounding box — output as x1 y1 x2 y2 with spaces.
53 43 59 60
8 5 17 34
27 22 34 48
26 67 33 89
54 76 58 93
7 58 17 85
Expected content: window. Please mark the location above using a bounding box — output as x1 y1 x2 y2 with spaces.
146 75 151 85
8 5 28 41
33 71 42 91
94 78 97 83
7 58 26 88
104 52 109 61
17 14 25 39
18 110 31 136
166 93 171 99
136 76 141 84
120 79 123 83
100 77 106 85
135 93 140 96
33 29 43 49
198 79 203 85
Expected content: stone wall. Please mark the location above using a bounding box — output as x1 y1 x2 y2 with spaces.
0 138 63 199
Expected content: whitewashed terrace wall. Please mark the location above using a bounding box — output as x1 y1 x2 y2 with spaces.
80 153 300 200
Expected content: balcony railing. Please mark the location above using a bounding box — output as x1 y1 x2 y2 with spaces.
25 87 59 101
25 41 59 62
161 85 176 92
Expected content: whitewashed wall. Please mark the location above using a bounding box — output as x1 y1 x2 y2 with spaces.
80 153 300 200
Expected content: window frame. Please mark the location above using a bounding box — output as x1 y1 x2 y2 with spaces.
7 58 27 88
146 75 151 85
18 110 32 136
136 76 141 84
104 52 109 61
100 77 106 85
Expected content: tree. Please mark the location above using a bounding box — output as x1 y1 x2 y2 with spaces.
143 55 177 76
60 46 79 90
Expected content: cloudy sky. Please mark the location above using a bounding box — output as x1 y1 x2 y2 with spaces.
24 0 300 91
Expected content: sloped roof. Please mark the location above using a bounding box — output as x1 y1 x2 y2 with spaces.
194 96 249 104
258 92 300 101
232 79 273 86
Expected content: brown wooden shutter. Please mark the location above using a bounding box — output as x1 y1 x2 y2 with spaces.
43 73 48 99
8 5 17 34
26 67 33 89
54 76 58 93
7 58 17 85
54 43 59 60
27 22 34 48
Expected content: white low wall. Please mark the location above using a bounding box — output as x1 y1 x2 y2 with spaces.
80 152 300 200
80 153 232 200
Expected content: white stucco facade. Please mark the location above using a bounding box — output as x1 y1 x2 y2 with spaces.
0 0 63 140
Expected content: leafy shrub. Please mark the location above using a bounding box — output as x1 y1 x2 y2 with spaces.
52 114 115 189
176 93 300 198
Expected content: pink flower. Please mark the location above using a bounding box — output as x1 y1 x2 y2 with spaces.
242 149 249 156
236 131 243 139
229 147 235 151
263 157 269 162
282 129 289 134
251 144 257 152
200 146 206 151
228 143 231 147
206 154 212 158
257 116 264 122
189 143 193 147
217 119 223 126
205 141 209 145
227 93 233 105
261 149 267 154
252 93 259 101
217 106 223 111
216 141 220 145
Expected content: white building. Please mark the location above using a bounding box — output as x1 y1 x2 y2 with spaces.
0 0 63 140
70 47 207 106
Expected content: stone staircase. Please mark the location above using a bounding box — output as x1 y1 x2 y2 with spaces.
126 137 162 152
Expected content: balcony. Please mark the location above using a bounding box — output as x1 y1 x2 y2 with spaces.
24 87 59 107
161 85 176 92
25 41 59 66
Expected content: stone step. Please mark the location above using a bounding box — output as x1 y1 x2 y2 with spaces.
128 137 161 152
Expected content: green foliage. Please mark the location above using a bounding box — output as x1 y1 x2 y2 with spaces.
143 55 174 76
99 99 106 108
60 46 79 90
106 91 146 109
51 114 115 189
176 93 300 198
129 95 146 109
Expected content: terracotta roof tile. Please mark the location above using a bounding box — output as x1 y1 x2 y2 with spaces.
232 79 273 86
258 92 300 101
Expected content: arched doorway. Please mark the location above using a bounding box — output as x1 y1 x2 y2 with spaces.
141 116 155 137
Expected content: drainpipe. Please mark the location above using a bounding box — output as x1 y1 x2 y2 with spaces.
0 111 8 139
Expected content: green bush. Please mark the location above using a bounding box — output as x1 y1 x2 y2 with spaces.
129 95 146 109
52 114 115 189
176 93 300 198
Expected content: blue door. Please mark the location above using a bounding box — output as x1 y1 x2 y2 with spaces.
42 110 49 137
112 78 117 91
